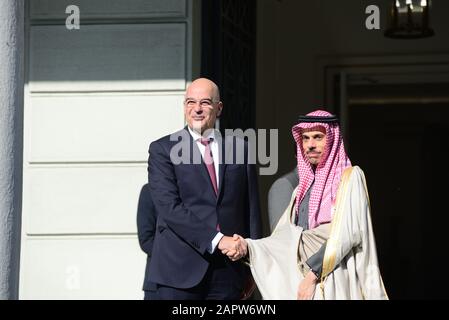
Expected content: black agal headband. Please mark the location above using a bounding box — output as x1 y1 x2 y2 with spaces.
297 115 339 123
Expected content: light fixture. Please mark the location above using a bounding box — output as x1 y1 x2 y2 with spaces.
385 0 434 38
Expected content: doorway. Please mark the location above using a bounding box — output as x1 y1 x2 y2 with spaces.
333 67 449 299
201 0 257 133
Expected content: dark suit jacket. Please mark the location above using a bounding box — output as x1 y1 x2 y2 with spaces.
268 168 298 231
147 127 262 289
136 183 158 291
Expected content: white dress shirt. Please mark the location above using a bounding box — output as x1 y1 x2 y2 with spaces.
187 127 220 187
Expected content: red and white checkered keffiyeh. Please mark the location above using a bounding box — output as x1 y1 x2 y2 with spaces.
291 110 351 229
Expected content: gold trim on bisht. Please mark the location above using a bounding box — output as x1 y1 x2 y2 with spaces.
319 166 353 299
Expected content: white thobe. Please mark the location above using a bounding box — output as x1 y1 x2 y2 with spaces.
246 166 388 300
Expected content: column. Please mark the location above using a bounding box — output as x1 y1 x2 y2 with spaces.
0 0 24 300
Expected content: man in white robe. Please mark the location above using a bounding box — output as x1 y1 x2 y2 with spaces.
226 110 388 300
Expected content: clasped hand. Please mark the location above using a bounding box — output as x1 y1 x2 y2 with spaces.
218 234 247 261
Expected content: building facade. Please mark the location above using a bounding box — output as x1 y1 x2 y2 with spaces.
2 0 199 299
2 0 449 299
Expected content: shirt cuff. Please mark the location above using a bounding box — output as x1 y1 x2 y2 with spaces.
209 232 224 253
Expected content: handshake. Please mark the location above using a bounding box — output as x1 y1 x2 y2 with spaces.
218 234 248 261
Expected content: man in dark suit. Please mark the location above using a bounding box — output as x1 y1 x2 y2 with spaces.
147 78 262 299
136 183 158 298
268 168 298 232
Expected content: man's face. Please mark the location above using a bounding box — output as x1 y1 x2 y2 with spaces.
184 82 223 134
301 129 327 166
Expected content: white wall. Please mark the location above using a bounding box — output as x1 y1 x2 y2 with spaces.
20 0 198 299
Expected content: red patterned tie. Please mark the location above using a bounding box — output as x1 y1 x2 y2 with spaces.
199 138 220 232
199 138 218 196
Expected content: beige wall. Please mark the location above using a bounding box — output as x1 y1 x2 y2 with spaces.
20 0 199 299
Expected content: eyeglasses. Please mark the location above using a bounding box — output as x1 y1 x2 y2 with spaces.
184 98 219 109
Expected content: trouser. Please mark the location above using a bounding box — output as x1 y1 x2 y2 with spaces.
144 251 246 300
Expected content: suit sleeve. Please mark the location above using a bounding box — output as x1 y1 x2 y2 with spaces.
268 177 294 232
246 144 263 239
148 140 218 255
136 183 157 256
